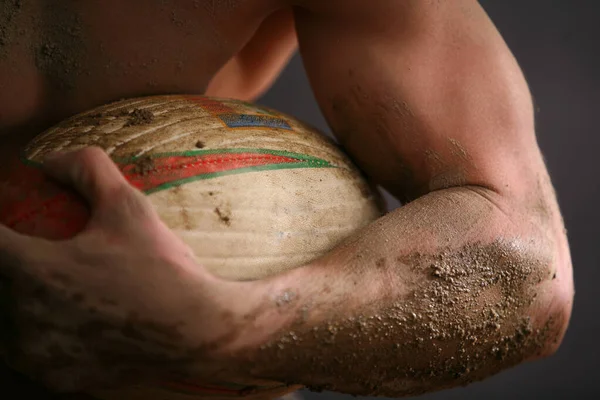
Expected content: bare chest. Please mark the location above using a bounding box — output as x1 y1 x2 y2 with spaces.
0 0 272 139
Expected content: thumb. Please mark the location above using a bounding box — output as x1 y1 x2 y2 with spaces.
42 147 128 208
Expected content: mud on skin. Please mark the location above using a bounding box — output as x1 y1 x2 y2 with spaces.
236 240 562 397
0 255 240 390
0 0 22 57
34 1 87 91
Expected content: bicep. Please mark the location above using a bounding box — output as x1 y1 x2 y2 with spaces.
292 0 541 202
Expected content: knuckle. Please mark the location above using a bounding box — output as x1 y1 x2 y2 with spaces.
120 187 156 216
100 184 153 224
76 147 109 168
111 183 136 204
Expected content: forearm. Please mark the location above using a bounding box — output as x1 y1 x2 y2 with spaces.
196 2 573 396
221 186 568 397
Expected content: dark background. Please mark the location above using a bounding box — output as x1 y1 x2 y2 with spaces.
259 1 599 399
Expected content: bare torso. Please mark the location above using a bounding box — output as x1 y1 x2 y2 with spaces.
0 0 284 397
0 1 573 399
0 0 279 149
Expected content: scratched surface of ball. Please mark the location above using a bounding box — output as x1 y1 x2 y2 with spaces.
9 95 383 400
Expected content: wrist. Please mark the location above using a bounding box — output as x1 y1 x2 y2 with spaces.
215 273 303 379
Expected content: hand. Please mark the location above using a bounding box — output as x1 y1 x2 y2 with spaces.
0 147 246 393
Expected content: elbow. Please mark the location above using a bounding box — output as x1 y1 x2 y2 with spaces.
530 252 574 360
513 225 574 361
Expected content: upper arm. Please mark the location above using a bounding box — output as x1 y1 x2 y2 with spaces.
207 8 298 101
291 0 542 203
291 0 574 357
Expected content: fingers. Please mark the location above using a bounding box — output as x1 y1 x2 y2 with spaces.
42 147 163 237
42 147 128 208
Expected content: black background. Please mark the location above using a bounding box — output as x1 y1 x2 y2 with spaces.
259 1 599 399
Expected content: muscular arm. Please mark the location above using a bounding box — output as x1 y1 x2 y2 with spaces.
0 0 573 397
219 0 573 396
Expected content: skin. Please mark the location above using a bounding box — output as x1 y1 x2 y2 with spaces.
0 0 574 398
